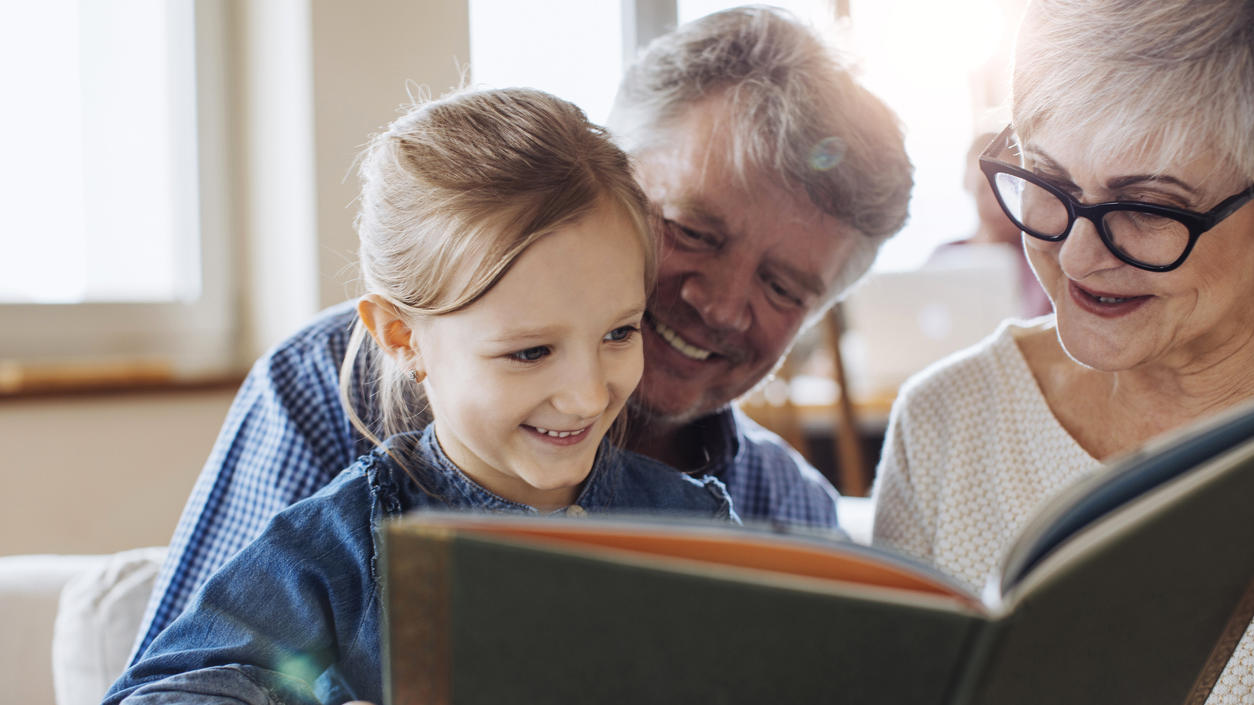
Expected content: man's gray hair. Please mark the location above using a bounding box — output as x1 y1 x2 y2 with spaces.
607 5 914 308
1013 0 1254 183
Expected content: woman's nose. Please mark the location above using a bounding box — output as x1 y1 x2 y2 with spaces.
1058 216 1124 279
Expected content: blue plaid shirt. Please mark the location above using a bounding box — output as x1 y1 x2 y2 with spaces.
131 302 842 662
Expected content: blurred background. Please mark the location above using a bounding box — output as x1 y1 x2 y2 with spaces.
0 0 1032 556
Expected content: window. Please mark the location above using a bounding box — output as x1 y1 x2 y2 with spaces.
679 0 1020 272
468 0 625 124
0 0 234 380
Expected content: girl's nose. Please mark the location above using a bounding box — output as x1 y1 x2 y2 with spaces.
551 357 610 420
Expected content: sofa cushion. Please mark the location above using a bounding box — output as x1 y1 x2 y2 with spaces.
0 553 108 705
52 546 165 705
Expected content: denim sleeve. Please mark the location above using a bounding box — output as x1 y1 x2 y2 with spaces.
108 476 382 705
109 666 314 705
131 306 367 664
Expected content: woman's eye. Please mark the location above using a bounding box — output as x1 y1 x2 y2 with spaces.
605 325 639 343
507 346 550 363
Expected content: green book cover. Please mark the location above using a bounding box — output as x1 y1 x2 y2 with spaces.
382 402 1254 705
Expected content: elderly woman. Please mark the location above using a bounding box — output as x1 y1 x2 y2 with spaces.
871 0 1254 700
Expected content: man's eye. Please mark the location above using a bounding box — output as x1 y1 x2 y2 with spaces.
666 220 715 248
604 325 639 343
764 277 803 306
507 346 550 363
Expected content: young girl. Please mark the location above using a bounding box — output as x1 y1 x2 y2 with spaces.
104 87 735 705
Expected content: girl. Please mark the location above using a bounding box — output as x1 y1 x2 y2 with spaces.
105 87 735 705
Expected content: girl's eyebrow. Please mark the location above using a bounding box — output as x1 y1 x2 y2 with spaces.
484 326 561 346
485 303 647 345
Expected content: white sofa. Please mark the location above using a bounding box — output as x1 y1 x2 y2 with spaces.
1 547 164 705
1 498 872 705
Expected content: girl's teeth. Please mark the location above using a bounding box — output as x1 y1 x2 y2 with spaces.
532 426 583 438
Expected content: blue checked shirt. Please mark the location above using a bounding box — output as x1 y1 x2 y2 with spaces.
132 302 843 662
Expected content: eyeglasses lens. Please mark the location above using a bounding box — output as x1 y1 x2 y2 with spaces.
991 172 1189 267
993 172 1069 237
1101 211 1190 267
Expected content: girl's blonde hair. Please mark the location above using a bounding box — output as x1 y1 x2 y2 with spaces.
339 87 655 449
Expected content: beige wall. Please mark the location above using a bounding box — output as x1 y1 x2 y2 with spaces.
235 0 470 361
0 388 236 556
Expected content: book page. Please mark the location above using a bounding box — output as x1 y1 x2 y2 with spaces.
402 513 982 607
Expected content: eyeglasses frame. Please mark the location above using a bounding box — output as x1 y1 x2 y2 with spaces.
978 125 1254 272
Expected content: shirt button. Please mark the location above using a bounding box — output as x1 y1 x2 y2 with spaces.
565 505 587 518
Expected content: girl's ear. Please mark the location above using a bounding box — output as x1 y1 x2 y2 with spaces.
358 295 424 374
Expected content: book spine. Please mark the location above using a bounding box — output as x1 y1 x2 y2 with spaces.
384 526 453 705
943 618 1004 705
1185 576 1254 705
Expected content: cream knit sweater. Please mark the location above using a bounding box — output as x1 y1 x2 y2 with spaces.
871 318 1253 704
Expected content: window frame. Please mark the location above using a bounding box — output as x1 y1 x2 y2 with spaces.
0 0 236 383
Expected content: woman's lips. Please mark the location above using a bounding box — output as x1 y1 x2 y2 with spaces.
1068 281 1151 318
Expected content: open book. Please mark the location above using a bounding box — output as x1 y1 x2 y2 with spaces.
381 400 1254 705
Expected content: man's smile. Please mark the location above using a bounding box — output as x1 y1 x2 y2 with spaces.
648 315 714 361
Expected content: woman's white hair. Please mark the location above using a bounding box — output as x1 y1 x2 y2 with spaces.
1013 0 1254 182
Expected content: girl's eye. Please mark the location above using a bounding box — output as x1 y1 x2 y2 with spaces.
604 325 639 343
507 346 550 363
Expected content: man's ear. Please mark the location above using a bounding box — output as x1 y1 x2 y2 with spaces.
358 295 423 372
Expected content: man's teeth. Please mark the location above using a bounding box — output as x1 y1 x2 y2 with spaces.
652 319 713 361
532 426 586 438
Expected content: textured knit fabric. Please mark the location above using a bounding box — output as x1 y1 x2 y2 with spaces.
133 302 841 663
107 426 735 705
871 317 1254 704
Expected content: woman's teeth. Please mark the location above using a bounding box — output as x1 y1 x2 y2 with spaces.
1095 295 1133 304
652 319 713 360
532 426 586 438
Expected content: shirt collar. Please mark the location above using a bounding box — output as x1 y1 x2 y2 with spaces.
380 426 618 514
684 406 743 479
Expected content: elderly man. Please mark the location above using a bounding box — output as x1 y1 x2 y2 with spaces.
133 5 912 660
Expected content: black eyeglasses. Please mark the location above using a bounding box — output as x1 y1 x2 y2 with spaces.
978 125 1254 272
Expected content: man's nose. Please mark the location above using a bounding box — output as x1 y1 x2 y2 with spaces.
679 266 752 333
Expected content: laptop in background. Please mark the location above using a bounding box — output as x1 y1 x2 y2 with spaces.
839 243 1026 401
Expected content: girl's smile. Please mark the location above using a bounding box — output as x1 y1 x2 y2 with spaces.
521 423 594 445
